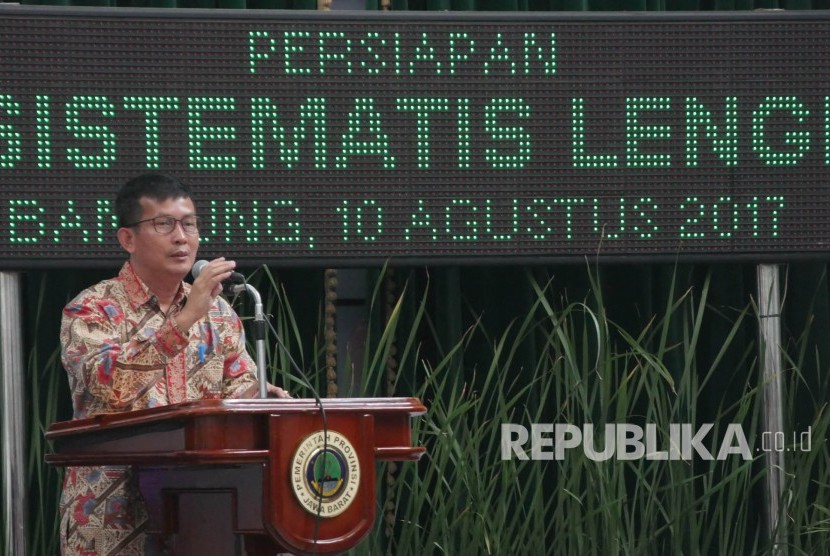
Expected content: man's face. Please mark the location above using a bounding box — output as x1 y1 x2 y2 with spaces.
118 196 199 282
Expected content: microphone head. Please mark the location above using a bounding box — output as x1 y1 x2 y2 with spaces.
191 259 209 279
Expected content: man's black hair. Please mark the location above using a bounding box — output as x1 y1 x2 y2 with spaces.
115 173 192 228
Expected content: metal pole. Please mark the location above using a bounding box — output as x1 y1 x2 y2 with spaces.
756 263 786 555
241 283 268 399
0 272 27 556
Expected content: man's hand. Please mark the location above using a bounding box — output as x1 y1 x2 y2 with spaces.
175 257 237 332
267 383 291 398
241 383 292 399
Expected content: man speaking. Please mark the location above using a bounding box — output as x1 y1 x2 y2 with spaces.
57 173 289 555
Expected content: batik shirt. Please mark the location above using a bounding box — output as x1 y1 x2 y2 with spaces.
58 261 259 555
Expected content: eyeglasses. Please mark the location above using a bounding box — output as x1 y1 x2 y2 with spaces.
126 215 199 235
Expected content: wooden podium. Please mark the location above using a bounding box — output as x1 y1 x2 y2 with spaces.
46 398 426 555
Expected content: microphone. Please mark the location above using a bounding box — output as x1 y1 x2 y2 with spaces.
191 259 245 296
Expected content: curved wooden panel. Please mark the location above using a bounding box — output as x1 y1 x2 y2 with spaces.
266 413 377 554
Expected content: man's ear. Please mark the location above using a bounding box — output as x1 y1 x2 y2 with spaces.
117 227 136 254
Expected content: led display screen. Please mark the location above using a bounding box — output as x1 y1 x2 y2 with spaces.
1 7 829 268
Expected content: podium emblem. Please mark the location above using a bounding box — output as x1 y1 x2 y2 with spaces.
291 429 361 517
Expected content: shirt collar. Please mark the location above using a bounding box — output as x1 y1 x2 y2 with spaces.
119 261 190 312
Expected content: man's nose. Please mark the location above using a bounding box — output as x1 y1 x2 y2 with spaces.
171 221 188 241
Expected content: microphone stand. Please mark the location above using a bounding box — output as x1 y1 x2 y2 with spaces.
228 282 268 399
249 284 268 399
